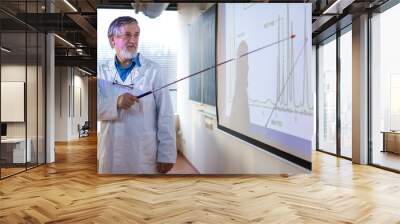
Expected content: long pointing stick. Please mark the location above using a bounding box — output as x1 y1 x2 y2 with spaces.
137 34 296 99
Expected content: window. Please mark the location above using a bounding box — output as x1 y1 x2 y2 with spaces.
189 5 216 106
317 36 337 155
316 24 353 159
339 27 352 158
371 2 400 171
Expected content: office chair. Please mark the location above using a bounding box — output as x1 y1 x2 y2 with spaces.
78 121 90 138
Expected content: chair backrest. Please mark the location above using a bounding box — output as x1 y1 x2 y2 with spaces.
82 121 90 129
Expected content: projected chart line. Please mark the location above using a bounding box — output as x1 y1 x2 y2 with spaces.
137 35 296 99
264 38 308 128
245 14 313 117
247 31 313 115
286 8 313 111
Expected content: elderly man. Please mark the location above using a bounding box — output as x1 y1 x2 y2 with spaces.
97 16 176 174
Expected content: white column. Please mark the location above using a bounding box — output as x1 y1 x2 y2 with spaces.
46 1 56 163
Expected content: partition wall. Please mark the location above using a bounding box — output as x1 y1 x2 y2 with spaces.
0 0 46 179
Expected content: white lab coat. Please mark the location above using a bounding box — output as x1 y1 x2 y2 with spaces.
97 54 176 174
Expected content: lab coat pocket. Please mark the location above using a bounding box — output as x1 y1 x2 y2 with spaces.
140 132 157 164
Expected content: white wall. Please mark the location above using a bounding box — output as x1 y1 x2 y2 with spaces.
54 67 89 141
1 65 40 138
73 73 89 137
55 66 68 141
1 66 26 140
176 3 306 174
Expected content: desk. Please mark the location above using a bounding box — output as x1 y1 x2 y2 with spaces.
381 131 400 154
1 138 31 164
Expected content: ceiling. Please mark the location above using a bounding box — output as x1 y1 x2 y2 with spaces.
0 0 391 74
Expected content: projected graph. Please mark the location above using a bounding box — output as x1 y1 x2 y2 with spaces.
219 3 314 142
225 9 313 116
217 3 313 166
248 25 313 116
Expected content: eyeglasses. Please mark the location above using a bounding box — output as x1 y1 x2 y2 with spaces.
116 32 139 41
112 71 134 89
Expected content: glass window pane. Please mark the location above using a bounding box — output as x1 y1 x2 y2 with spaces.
371 3 400 171
1 30 27 177
318 37 337 154
340 29 352 158
38 32 46 165
312 45 317 151
27 31 38 169
26 0 39 168
1 0 46 179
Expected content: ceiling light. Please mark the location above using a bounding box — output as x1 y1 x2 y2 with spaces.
1 47 11 53
54 34 75 48
63 0 78 12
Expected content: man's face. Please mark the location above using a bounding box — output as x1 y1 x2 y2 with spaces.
111 23 140 60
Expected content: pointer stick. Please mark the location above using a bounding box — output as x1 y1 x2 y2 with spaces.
137 34 296 99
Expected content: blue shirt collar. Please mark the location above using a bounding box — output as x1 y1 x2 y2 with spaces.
114 53 141 82
114 53 141 70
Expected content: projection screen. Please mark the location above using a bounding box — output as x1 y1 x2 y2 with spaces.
216 3 314 169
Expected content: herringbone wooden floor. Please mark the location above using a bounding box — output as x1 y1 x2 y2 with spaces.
1 135 400 223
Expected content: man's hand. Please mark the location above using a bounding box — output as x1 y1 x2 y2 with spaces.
117 93 138 110
157 162 174 174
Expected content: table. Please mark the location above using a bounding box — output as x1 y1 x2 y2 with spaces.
1 138 32 164
381 131 400 154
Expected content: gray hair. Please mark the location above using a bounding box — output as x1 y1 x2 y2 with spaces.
107 16 138 47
